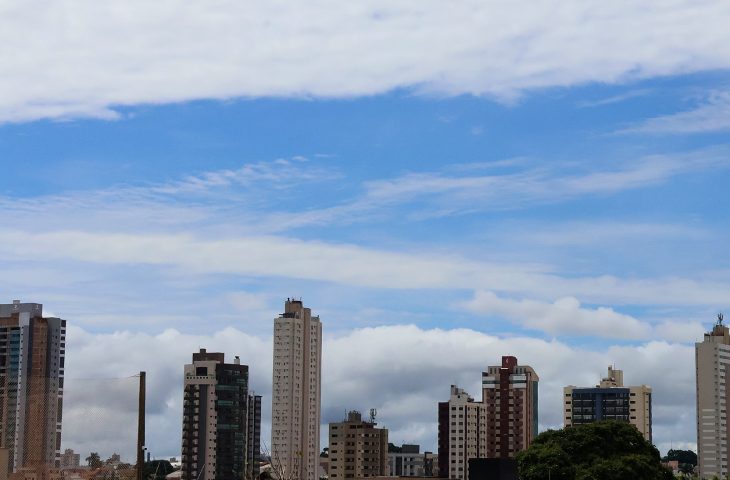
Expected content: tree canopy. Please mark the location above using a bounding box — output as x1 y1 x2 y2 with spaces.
143 460 175 480
662 449 697 466
516 421 674 480
87 452 103 469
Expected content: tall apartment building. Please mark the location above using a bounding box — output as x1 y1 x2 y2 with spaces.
0 301 65 474
482 356 539 459
329 411 388 479
388 444 424 477
438 385 485 480
181 349 261 480
696 315 730 479
271 299 322 480
563 366 652 442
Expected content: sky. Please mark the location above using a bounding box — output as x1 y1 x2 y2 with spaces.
1 0 730 462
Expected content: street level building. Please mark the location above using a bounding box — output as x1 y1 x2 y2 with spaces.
271 299 322 480
329 411 388 479
563 366 652 442
482 356 539 459
438 385 485 480
696 315 730 479
59 450 79 469
388 444 423 477
180 349 261 480
0 301 65 475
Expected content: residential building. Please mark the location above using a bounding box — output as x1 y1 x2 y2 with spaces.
696 315 730 479
246 393 262 480
438 385 485 480
423 452 438 477
388 444 423 477
482 356 539 459
563 366 652 442
329 411 388 479
180 349 260 480
59 450 79 469
0 301 66 474
271 299 322 480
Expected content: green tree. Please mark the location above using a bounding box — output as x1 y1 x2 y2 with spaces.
516 421 674 480
86 452 103 469
143 460 174 480
662 449 697 467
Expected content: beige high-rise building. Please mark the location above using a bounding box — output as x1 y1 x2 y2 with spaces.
328 411 388 479
437 385 486 480
271 299 322 480
563 366 652 442
696 316 730 479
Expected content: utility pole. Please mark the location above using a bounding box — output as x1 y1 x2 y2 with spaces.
137 371 146 480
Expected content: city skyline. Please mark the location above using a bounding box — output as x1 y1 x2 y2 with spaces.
3 0 730 466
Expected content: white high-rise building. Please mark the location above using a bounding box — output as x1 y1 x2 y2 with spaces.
696 315 730 479
271 299 322 480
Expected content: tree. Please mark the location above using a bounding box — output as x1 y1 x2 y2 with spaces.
663 449 697 467
143 460 175 480
516 421 674 480
87 452 103 469
662 448 697 477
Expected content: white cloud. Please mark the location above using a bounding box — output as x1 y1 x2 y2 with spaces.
620 91 730 134
61 324 697 460
461 291 709 343
343 148 730 219
2 1 730 122
578 89 652 108
461 291 652 339
0 228 729 309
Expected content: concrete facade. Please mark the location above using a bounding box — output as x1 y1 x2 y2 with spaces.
388 444 423 477
0 301 65 475
329 411 388 479
180 349 260 480
437 386 485 480
563 366 652 442
696 318 730 479
59 450 79 469
482 356 539 459
271 299 322 480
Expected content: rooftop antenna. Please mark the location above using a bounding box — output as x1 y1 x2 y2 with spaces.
369 408 377 424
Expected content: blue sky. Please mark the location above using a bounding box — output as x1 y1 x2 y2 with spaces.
2 0 730 460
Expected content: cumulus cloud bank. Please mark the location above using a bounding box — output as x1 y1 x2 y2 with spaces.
2 1 730 122
61 324 696 461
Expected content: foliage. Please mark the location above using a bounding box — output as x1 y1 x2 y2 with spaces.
87 452 103 469
662 449 697 467
143 460 175 480
516 421 674 480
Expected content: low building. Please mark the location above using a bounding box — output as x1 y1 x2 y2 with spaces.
467 459 517 480
329 411 388 479
60 450 80 469
423 452 438 477
564 366 652 442
388 444 424 477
